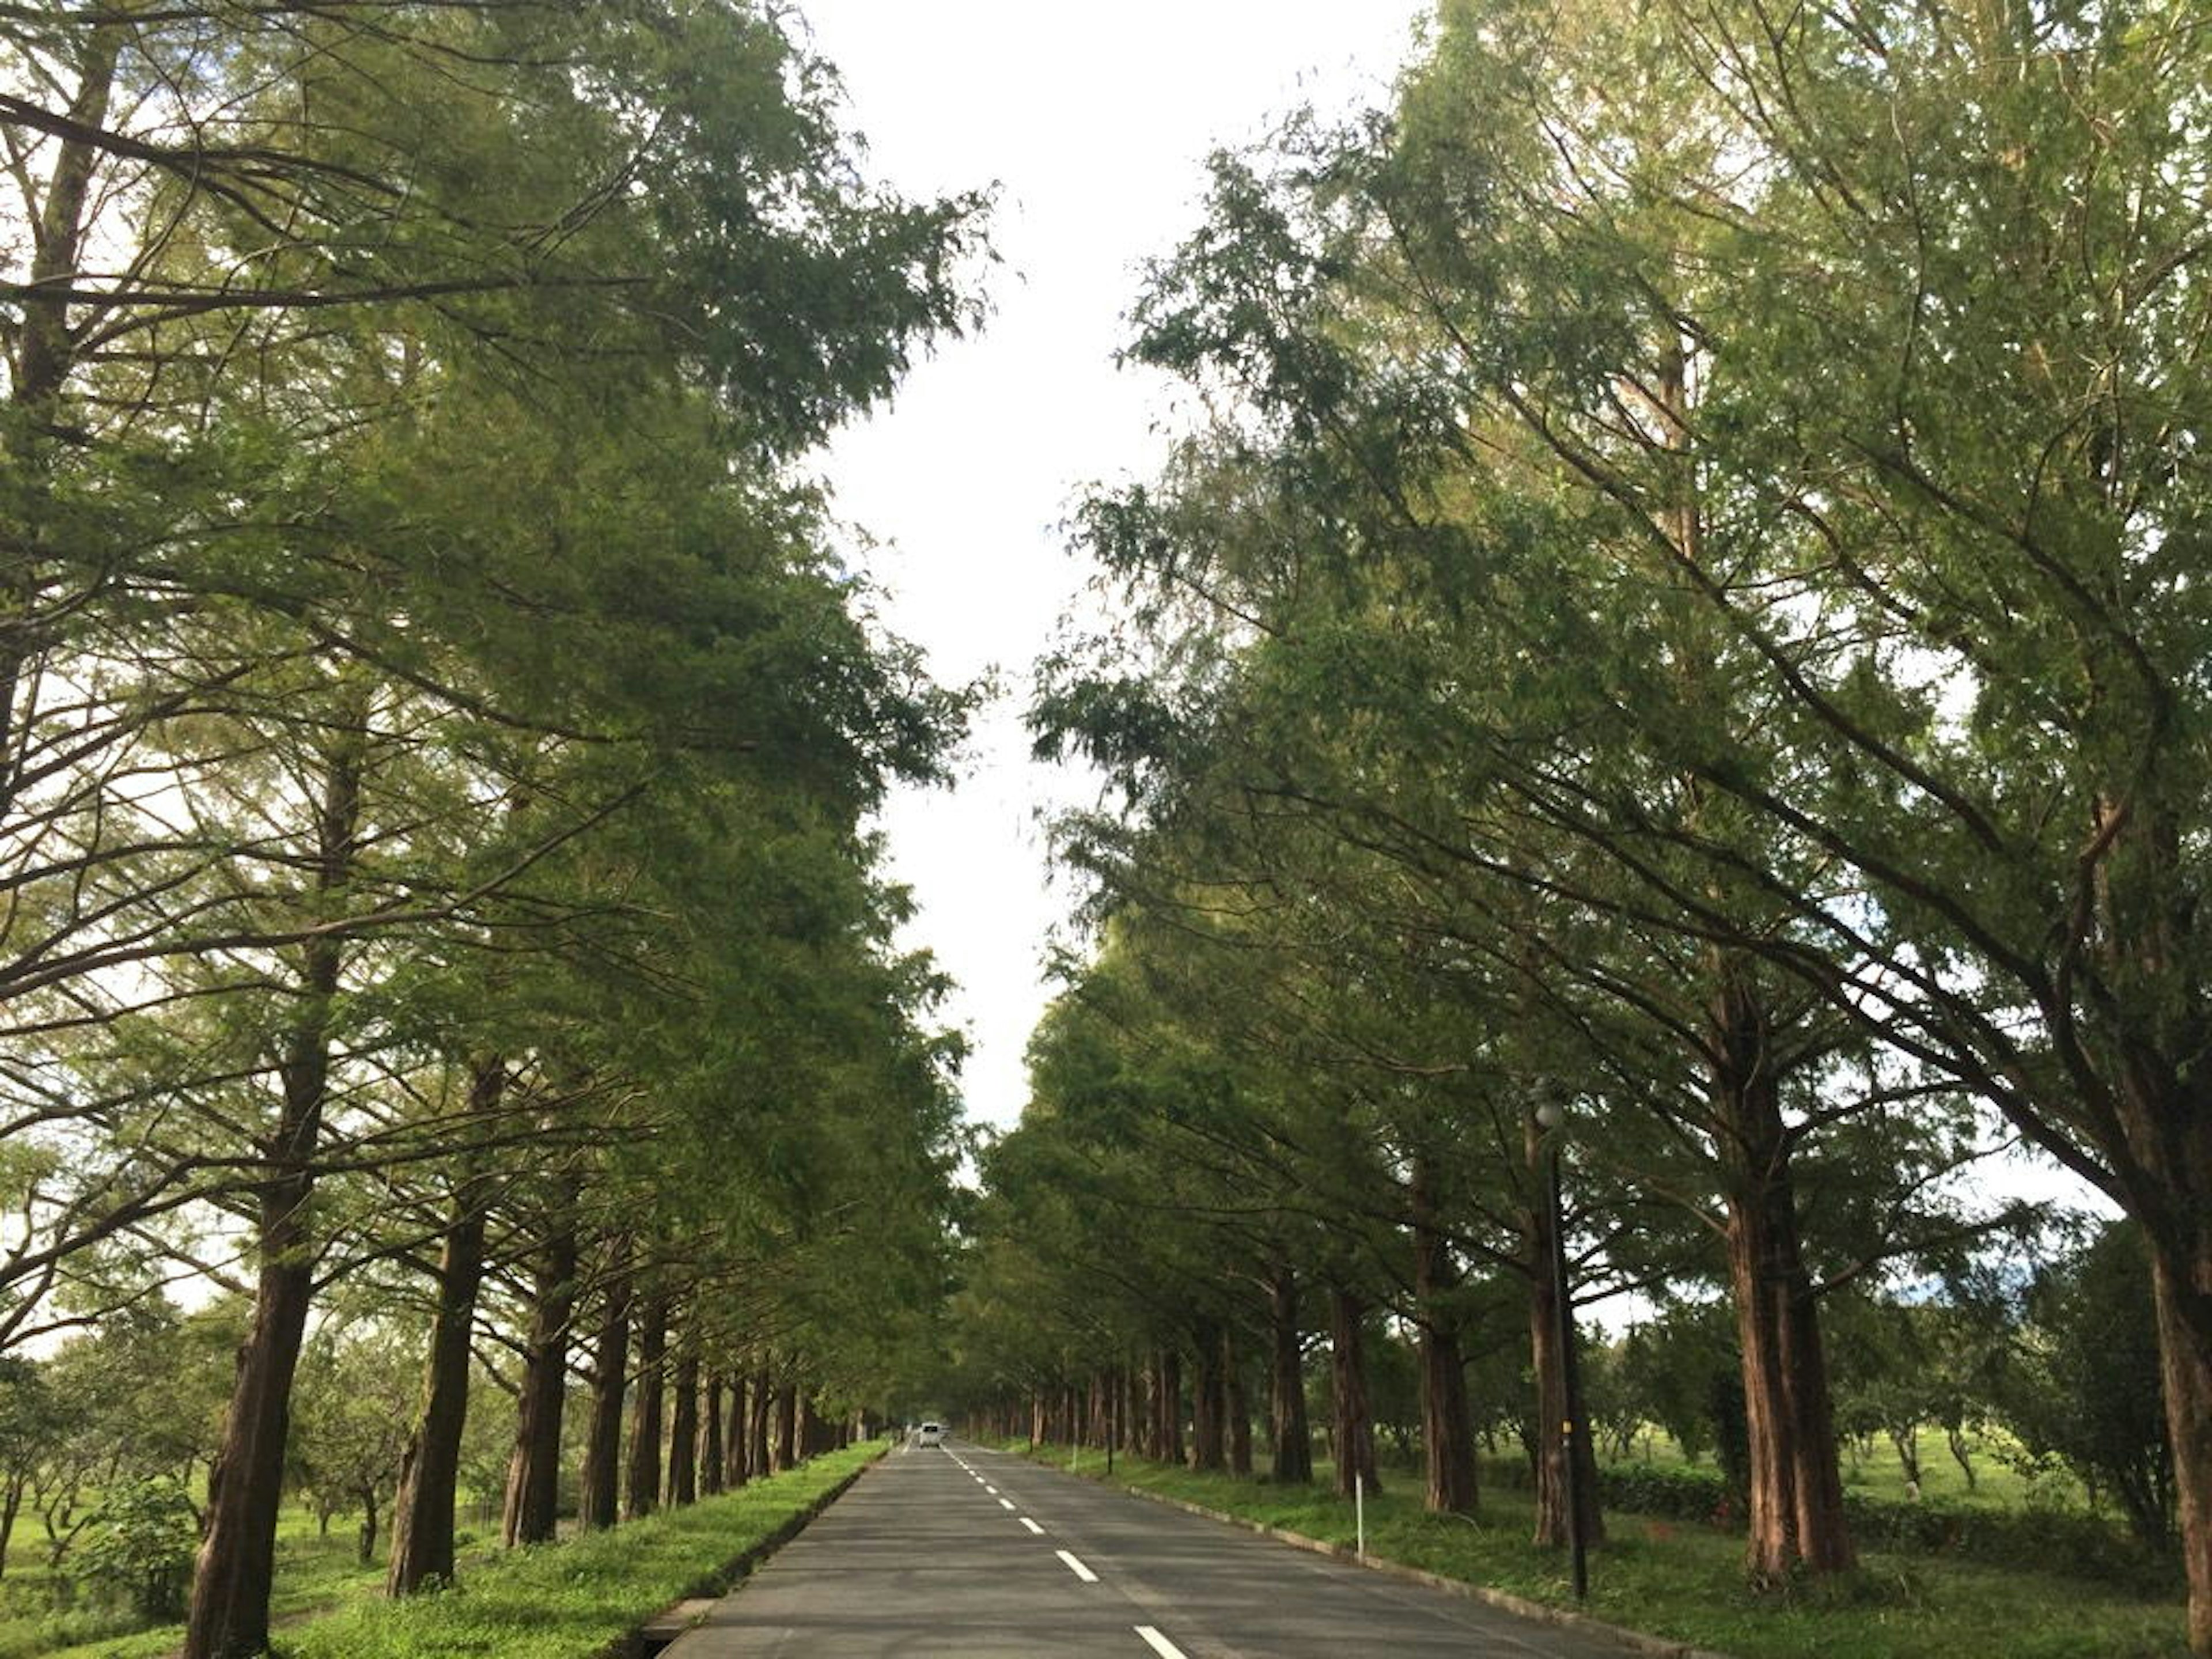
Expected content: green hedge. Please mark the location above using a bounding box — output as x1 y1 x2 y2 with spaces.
1482 1457 2176 1589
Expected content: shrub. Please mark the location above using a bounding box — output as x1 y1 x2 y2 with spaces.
70 1478 196 1622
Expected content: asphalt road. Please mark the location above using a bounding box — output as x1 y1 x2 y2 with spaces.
662 1439 1661 1658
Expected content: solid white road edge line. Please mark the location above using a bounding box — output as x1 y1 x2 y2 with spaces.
1134 1626 1188 1659
1056 1549 1100 1583
1020 1518 1044 1534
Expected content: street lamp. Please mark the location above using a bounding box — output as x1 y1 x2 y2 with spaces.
1535 1095 1591 1600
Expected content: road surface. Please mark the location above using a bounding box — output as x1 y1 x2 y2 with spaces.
664 1438 1664 1658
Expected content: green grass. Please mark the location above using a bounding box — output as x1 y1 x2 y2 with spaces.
1611 1425 2070 1513
1 1518 396 1659
282 1444 876 1659
0 1481 438 1659
26 1445 875 1659
1016 1444 2188 1659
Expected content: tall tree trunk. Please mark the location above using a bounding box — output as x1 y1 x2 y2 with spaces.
725 1374 750 1488
502 1220 579 1547
772 1380 798 1472
701 1376 725 1497
0 1471 21 1579
1269 1266 1313 1483
2093 795 2212 1655
1527 1120 1604 1550
1 20 124 820
185 726 360 1659
186 1231 316 1659
1412 1160 1478 1516
1416 1317 1478 1515
11 29 118 417
1715 972 1853 1580
1891 1426 1922 1493
577 1258 632 1532
1194 1344 1230 1478
1945 1426 1976 1490
747 1366 772 1483
623 1290 669 1520
355 1485 378 1567
1225 1325 1252 1478
387 1056 503 1593
668 1333 700 1507
1156 1348 1184 1465
2150 1240 2212 1657
1330 1285 1379 1499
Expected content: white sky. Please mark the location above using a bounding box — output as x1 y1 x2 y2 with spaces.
805 2 1431 1131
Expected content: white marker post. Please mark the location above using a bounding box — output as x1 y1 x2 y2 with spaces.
1355 1473 1366 1563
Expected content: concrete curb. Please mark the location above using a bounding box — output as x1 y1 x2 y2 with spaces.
1014 1449 1735 1659
622 1448 885 1658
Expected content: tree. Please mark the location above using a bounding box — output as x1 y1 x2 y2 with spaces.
1333 2 2212 1633
72 1477 198 1624
0 6 990 1654
1998 1221 2175 1552
0 1354 58 1575
1029 0 2172 1596
291 1325 419 1565
1615 1305 1746 1483
0 0 987 1361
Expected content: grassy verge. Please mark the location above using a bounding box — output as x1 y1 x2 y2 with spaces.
36 1444 878 1659
1016 1444 2188 1659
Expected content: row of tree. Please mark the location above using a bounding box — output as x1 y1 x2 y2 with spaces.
956 1 2212 1652
951 1179 2172 1544
3 1274 912 1627
0 4 982 1657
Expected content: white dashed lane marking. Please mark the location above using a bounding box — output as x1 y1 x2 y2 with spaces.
999 1497 1016 1510
1056 1549 1100 1584
1020 1517 1044 1535
1135 1628 1189 1659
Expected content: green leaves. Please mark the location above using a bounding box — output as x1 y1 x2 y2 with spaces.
73 1478 199 1623
0 11 982 1642
990 0 2212 1591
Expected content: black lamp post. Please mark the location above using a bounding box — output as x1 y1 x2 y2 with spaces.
1535 1096 1590 1600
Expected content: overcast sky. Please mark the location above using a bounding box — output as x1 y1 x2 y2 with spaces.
799 3 1432 1132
